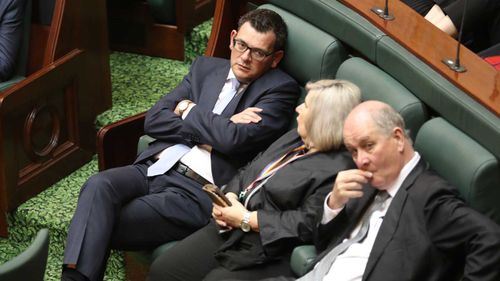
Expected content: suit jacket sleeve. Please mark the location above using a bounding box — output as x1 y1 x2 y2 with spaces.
419 175 500 280
256 151 355 257
179 77 298 155
143 58 200 140
0 0 25 81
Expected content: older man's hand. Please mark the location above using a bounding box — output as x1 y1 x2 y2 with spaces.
328 169 372 209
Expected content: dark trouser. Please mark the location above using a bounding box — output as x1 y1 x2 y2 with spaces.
147 221 294 281
63 163 212 281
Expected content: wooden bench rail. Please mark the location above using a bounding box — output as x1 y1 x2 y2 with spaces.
341 0 500 116
97 112 146 171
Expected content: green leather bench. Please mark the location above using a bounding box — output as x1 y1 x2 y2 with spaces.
125 4 349 278
126 1 500 278
336 57 428 140
415 118 500 223
268 0 385 62
376 36 500 159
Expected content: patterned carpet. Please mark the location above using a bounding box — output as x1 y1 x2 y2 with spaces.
0 20 212 281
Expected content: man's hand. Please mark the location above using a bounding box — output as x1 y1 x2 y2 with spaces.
174 99 194 116
230 107 263 124
328 169 372 209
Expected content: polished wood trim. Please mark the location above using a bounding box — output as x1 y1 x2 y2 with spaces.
205 0 240 58
97 112 146 171
341 0 500 116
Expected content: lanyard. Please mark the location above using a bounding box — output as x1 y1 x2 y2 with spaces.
239 144 307 203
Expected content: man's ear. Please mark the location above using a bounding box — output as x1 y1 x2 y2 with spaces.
229 30 237 50
270 50 284 68
393 127 405 152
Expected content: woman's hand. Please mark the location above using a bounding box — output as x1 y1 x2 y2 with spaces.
212 196 258 231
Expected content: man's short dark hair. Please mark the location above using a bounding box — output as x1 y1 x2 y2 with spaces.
237 8 288 52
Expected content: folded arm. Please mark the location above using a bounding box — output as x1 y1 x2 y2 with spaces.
179 82 298 155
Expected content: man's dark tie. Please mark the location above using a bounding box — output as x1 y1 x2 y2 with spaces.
298 191 390 281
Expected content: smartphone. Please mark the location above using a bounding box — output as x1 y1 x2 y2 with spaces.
202 184 232 207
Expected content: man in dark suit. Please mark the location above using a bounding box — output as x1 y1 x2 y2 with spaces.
0 0 25 82
61 8 300 281
297 101 500 281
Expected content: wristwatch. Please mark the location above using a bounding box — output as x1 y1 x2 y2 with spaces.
240 211 252 232
178 100 192 116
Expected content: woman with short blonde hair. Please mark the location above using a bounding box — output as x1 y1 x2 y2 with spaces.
302 79 361 151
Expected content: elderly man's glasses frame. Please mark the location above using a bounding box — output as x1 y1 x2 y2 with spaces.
232 38 275 61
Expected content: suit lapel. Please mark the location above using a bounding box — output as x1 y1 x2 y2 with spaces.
362 160 427 280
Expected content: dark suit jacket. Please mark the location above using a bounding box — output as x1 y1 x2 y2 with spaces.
0 0 25 81
313 159 500 281
136 56 300 186
215 130 355 269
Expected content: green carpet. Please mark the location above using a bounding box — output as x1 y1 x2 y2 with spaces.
0 19 212 281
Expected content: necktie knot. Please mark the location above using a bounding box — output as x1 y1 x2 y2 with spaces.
231 78 240 91
374 191 390 208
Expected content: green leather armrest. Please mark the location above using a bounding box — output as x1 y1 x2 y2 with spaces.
137 135 156 155
0 229 49 281
290 245 317 277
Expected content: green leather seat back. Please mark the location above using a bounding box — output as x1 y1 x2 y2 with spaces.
261 4 347 85
415 118 500 225
0 229 49 281
376 36 500 159
147 0 175 25
260 4 347 129
290 245 317 277
336 57 428 140
269 0 385 62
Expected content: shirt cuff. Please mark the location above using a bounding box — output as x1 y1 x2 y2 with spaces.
321 192 344 224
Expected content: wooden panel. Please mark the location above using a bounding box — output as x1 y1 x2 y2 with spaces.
0 50 95 237
341 0 500 116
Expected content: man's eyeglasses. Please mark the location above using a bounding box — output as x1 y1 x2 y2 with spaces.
233 38 274 61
